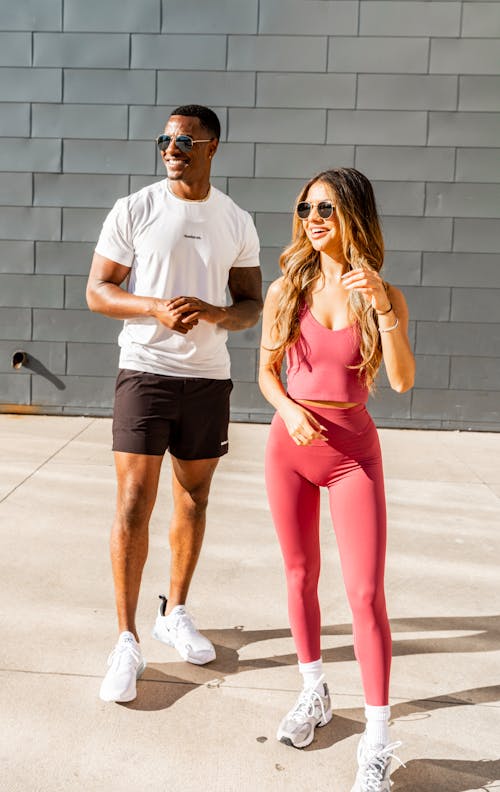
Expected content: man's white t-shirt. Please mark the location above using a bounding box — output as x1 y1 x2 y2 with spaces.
95 180 260 379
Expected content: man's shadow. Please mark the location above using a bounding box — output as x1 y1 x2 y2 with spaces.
391 757 500 791
126 613 500 715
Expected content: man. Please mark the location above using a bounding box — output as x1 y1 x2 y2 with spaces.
87 105 262 703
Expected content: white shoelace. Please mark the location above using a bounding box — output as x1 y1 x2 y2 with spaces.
360 741 405 792
169 609 198 638
108 641 141 669
290 685 327 723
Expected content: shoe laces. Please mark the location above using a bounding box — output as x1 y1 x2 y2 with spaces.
108 641 141 669
290 680 327 723
360 741 405 791
170 607 197 637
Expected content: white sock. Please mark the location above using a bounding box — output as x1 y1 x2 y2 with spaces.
298 658 323 689
364 704 390 747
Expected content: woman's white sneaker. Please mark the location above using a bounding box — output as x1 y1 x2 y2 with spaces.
151 597 215 665
99 631 146 703
276 675 332 749
351 735 404 792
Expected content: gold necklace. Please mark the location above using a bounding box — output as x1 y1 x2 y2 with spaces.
167 180 211 203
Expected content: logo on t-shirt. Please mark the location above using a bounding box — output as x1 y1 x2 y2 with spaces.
184 233 202 240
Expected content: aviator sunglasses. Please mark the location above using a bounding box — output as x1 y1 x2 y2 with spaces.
155 133 213 153
296 200 335 220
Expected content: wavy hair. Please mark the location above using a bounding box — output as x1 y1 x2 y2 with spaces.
269 168 386 390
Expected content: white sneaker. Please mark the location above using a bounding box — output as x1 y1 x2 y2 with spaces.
151 597 215 665
276 675 332 749
351 734 404 792
99 631 146 703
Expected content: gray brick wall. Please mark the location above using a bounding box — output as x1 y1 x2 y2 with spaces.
0 0 499 430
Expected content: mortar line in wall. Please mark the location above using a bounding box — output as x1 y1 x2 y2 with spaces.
256 0 261 35
61 0 65 31
426 36 431 75
30 31 33 67
159 0 163 33
128 33 132 69
0 420 96 505
459 1 464 38
356 0 361 37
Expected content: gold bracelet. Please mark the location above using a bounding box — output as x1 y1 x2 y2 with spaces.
379 317 399 333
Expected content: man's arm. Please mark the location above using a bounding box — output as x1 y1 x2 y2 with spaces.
167 266 263 332
86 253 199 334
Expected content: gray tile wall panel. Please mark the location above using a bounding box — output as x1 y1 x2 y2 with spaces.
0 241 34 274
327 111 427 145
368 388 412 420
228 178 305 213
0 68 61 102
381 217 452 252
259 0 358 35
422 253 500 287
63 141 154 175
0 140 61 173
456 149 500 183
64 276 91 309
0 34 31 66
328 38 429 73
129 175 165 193
227 322 262 350
129 106 228 141
34 174 129 208
255 213 292 247
462 2 500 37
412 389 500 423
228 36 327 72
373 182 425 217
256 144 355 178
163 0 258 34
33 309 119 343
451 288 500 323
360 2 461 36
64 69 155 104
0 308 31 341
132 35 226 70
403 286 451 321
453 219 500 253
0 104 30 136
416 322 500 357
231 381 271 413
458 77 500 112
64 0 160 33
229 348 257 382
426 183 500 219
34 33 129 68
36 242 95 276
257 73 355 109
32 104 128 139
66 343 119 375
429 112 500 147
430 39 500 74
413 355 450 390
0 0 61 31
259 248 282 282
0 173 32 205
32 375 116 407
229 109 326 144
355 146 455 182
0 341 65 374
0 375 30 404
382 252 422 286
450 356 500 391
0 208 61 241
62 208 107 242
157 71 254 107
0 274 63 308
357 75 457 111
211 144 255 177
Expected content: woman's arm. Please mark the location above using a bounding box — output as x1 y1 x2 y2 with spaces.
258 279 327 445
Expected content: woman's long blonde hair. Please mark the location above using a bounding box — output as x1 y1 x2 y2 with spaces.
270 168 386 390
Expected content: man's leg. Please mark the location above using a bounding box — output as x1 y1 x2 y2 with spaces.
165 455 220 614
111 451 163 639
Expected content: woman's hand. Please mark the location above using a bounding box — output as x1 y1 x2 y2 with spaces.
279 401 328 446
341 266 390 313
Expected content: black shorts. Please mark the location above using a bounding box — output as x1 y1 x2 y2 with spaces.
112 369 233 459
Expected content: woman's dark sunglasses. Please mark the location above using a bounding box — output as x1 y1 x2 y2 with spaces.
155 134 213 153
296 200 335 220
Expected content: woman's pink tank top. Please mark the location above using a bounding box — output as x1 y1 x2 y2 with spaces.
286 306 369 404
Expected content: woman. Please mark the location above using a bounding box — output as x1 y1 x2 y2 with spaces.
259 168 414 791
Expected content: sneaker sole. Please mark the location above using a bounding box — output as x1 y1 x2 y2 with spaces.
151 626 215 665
99 660 147 703
277 708 333 749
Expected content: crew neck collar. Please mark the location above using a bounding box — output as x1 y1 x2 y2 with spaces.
166 180 212 203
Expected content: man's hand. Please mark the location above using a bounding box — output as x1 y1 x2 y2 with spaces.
165 296 225 326
152 298 201 334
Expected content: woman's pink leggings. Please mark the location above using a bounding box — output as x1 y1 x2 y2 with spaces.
265 403 391 705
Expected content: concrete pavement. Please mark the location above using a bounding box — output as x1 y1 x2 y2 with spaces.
1 414 499 792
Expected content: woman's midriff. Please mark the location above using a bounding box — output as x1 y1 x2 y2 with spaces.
296 398 360 409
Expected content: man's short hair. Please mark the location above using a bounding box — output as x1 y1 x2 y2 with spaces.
170 105 221 141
